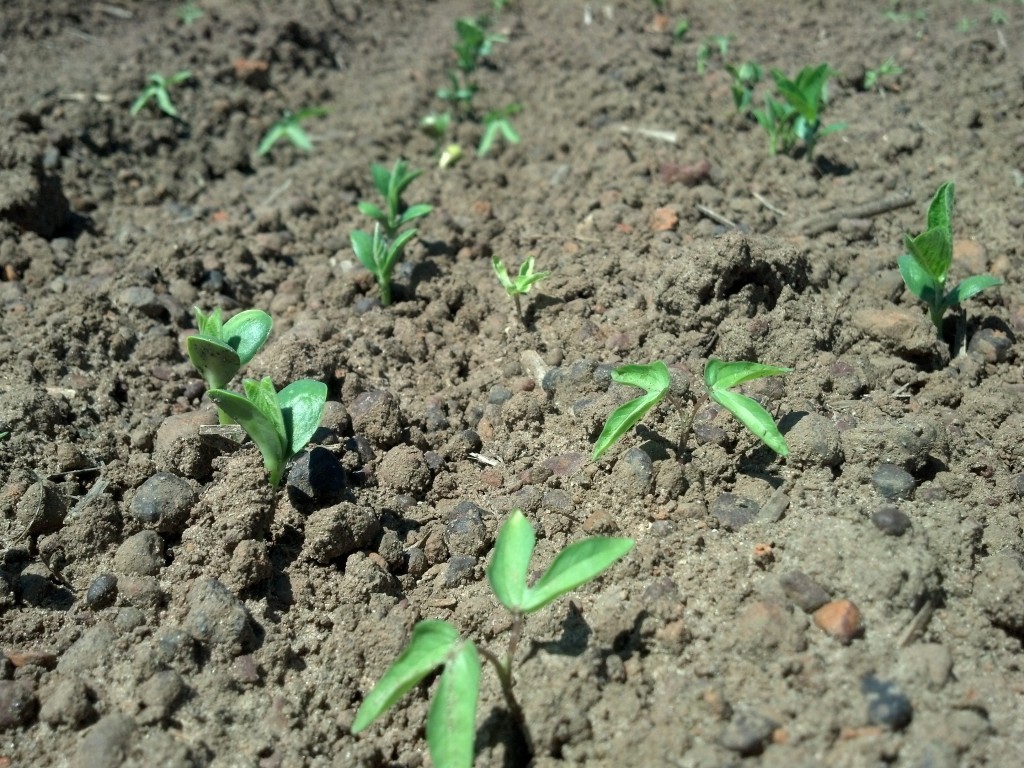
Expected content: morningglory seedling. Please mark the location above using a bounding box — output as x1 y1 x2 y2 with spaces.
492 255 549 323
898 181 1002 337
208 377 327 488
592 359 791 460
130 71 191 119
186 307 272 423
352 509 634 768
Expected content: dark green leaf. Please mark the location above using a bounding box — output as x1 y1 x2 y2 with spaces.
358 201 387 223
398 203 433 227
521 536 635 613
221 309 272 366
427 642 480 768
370 163 392 198
352 621 460 734
278 379 327 459
897 253 940 304
945 274 1003 309
592 361 671 460
904 228 951 285
487 509 533 611
351 229 379 273
186 335 241 391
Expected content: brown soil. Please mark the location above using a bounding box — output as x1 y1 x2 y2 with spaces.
2 1 1024 766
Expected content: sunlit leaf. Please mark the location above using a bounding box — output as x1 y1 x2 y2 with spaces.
487 510 533 611
521 536 634 613
709 389 789 456
426 641 480 768
592 362 671 460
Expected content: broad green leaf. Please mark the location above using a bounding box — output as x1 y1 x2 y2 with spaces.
709 389 789 456
186 335 240 391
487 510 534 611
904 228 951 285
351 229 379 273
221 309 272 365
521 536 635 613
244 377 286 455
927 181 955 235
704 359 791 392
776 79 814 122
352 621 460 734
945 274 1003 309
897 253 941 305
592 361 671 460
427 641 480 768
278 379 327 458
207 387 286 485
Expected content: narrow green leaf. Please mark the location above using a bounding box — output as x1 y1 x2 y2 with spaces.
492 256 514 292
927 181 955 235
351 229 378 273
207 387 286 485
383 228 418 273
186 335 241 391
370 163 392 198
710 389 789 456
945 274 1003 309
704 359 791 391
244 377 286 453
398 203 433 226
427 641 480 768
285 126 314 153
904 228 951 285
897 253 940 304
521 537 635 613
194 306 223 337
358 201 387 223
487 510 534 611
277 379 327 459
592 362 671 460
257 127 282 155
221 309 272 366
352 621 461 734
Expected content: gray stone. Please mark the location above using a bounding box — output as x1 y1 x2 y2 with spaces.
779 570 831 613
183 578 254 656
719 709 778 755
784 413 843 467
445 555 478 588
871 463 916 500
113 530 165 576
975 551 1024 632
137 670 185 725
611 446 654 496
71 713 136 768
710 493 760 530
862 674 913 730
39 676 94 727
15 479 67 536
872 505 912 536
302 502 381 563
0 679 38 731
130 472 196 533
377 444 432 496
85 573 118 610
286 446 348 510
349 389 405 449
443 501 490 556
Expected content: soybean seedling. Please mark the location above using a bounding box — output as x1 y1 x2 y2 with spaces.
898 181 1002 339
753 64 845 159
187 307 273 423
207 377 327 488
478 103 521 156
257 107 327 155
130 71 191 118
351 225 418 307
592 359 790 460
352 509 634 767
492 255 549 322
357 159 433 240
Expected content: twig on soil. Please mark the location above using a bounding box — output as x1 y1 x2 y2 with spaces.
897 600 934 647
260 178 293 209
695 204 738 229
752 191 787 217
469 452 502 466
97 3 133 19
794 189 914 236
65 478 109 522
618 125 678 144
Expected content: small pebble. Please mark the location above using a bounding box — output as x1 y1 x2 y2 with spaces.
719 709 778 756
131 472 196 534
0 679 38 730
813 599 863 644
872 505 912 536
870 463 916 500
183 578 254 656
968 327 1011 364
779 570 831 613
286 447 347 510
443 502 490 557
862 674 913 730
39 676 95 727
710 493 760 531
85 573 118 610
302 503 381 564
444 555 477 588
113 531 165 577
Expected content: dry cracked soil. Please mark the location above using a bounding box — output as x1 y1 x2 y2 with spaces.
2 1 1024 766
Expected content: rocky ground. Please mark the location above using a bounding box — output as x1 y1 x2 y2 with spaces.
2 1 1024 766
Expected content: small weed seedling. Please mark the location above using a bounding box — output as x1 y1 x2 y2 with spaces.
492 255 549 322
898 181 1002 338
357 159 433 239
352 509 634 767
187 307 273 423
725 61 763 113
593 359 790 460
257 107 327 155
208 377 327 488
177 1 204 24
864 57 902 90
696 34 730 74
753 64 844 159
130 71 191 118
351 225 418 307
478 103 521 156
453 16 506 74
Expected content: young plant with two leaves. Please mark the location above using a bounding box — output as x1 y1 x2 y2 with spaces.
130 71 192 119
352 509 634 768
898 181 1002 340
592 359 791 461
186 307 273 424
258 107 327 155
351 159 432 307
492 255 549 323
752 63 844 159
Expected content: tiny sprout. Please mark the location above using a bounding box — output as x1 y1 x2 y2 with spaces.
593 359 791 461
492 255 549 322
187 307 273 423
353 509 633 768
725 61 763 113
420 111 452 141
753 64 845 159
257 107 327 155
130 71 191 118
478 103 521 156
358 159 433 240
696 34 730 74
351 224 418 307
453 16 507 74
439 143 464 169
208 377 327 488
898 181 1002 337
863 57 902 90
177 1 204 25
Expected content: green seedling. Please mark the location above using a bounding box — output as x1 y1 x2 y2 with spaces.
177 1 204 24
130 71 191 118
420 111 452 141
492 255 549 321
725 61 763 113
673 18 690 40
352 509 633 768
478 103 521 156
0 432 9 441
437 70 478 111
187 307 273 422
898 181 1002 336
453 16 506 73
592 359 790 460
351 224 418 307
864 57 902 90
257 107 326 155
696 34 730 74
358 159 432 240
439 143 464 169
753 64 844 159
208 377 327 487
